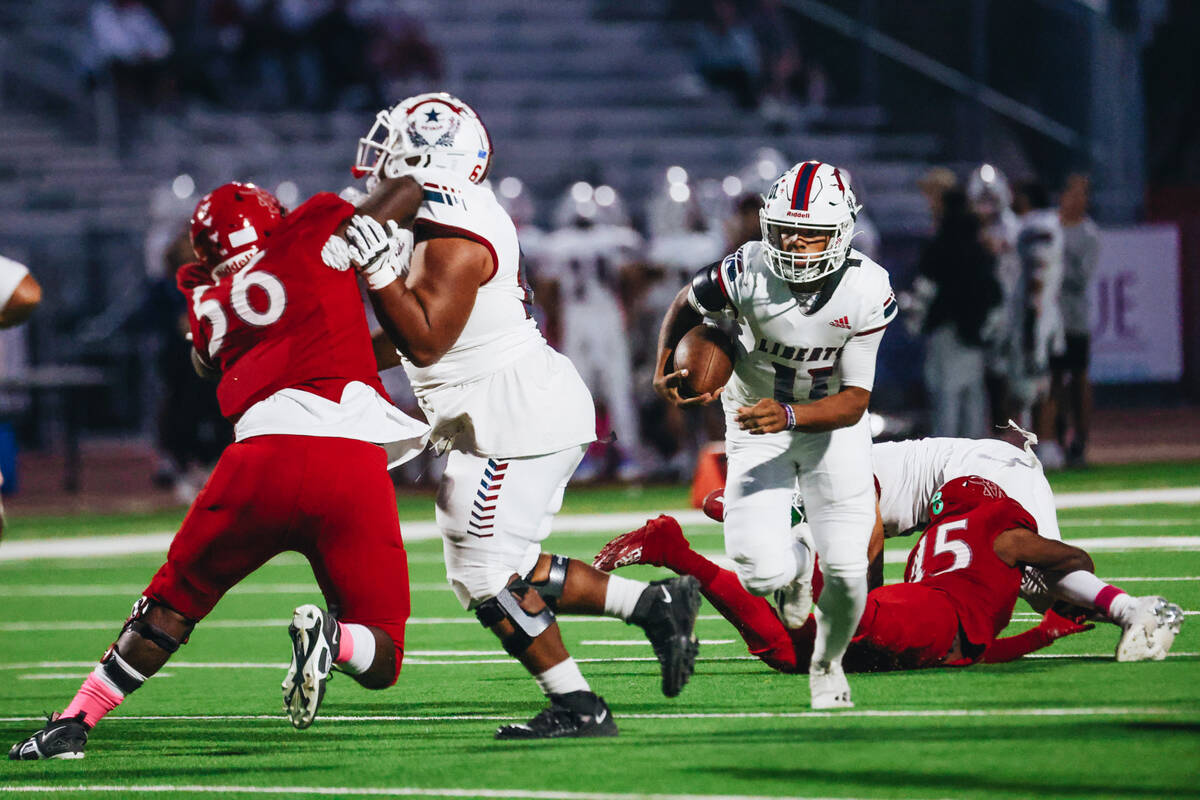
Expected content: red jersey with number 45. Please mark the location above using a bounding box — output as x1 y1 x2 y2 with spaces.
178 192 387 420
903 480 1034 651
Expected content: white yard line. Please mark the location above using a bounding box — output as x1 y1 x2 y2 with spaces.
0 785 935 800
0 615 732 632
3 486 1199 563
3 650 1196 672
0 706 1187 726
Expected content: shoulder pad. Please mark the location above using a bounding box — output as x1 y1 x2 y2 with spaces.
689 260 731 314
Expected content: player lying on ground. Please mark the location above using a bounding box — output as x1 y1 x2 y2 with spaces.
337 93 700 739
10 182 430 760
597 475 1181 673
697 433 1184 660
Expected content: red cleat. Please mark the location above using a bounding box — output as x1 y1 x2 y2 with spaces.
593 515 688 572
701 489 726 522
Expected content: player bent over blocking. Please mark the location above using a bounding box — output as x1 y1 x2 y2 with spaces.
10 183 429 760
597 476 1151 673
653 161 895 708
341 93 700 738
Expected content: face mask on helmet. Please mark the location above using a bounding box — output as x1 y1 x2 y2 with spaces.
189 182 286 280
353 92 493 187
759 161 860 284
929 475 1008 522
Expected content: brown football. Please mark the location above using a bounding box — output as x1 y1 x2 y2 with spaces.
674 325 735 398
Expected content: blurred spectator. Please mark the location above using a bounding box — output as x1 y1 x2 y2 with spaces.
913 190 1001 438
1011 180 1066 467
86 0 175 138
967 164 1021 430
1050 173 1099 467
843 170 881 262
366 7 444 104
146 229 230 502
918 166 958 231
539 186 647 481
724 192 764 251
640 188 727 478
693 0 761 109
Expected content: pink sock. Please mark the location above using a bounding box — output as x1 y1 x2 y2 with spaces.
62 668 125 728
336 622 354 663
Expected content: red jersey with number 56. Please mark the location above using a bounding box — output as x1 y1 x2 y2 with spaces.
178 192 387 420
903 489 1034 650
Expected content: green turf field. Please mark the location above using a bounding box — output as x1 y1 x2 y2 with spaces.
2 463 1198 800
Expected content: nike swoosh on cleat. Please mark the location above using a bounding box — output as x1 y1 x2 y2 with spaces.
596 709 608 724
661 587 672 603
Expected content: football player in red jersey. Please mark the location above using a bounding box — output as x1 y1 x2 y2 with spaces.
596 476 1118 675
9 183 430 761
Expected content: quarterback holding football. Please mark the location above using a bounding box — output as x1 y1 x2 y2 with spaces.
653 161 896 709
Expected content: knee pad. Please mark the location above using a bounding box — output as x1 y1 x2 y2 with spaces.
121 596 195 654
474 576 555 656
525 554 569 610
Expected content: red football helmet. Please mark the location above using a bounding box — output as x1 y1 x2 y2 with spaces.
190 182 286 279
929 475 1008 522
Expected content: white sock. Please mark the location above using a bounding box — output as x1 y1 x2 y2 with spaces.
534 658 590 696
603 574 647 621
811 573 869 667
336 622 377 675
1051 570 1134 623
1108 592 1138 626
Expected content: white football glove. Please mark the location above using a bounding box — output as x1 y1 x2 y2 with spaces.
344 215 411 291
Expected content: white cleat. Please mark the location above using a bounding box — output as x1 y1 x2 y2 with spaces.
810 660 853 710
1115 596 1184 662
282 604 338 729
774 523 816 628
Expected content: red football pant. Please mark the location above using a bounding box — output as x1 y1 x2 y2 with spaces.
144 434 410 682
689 551 959 672
845 582 959 670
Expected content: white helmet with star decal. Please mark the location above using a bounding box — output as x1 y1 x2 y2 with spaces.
759 160 861 283
353 92 493 187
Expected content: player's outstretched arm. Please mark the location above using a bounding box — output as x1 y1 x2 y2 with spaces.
0 272 41 328
653 286 719 407
992 526 1094 575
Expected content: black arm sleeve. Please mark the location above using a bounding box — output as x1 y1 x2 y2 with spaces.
688 261 730 314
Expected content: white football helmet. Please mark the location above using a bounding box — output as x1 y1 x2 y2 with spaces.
966 163 1012 217
353 92 493 186
759 160 860 283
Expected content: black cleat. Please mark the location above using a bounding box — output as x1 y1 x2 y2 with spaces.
495 691 618 740
283 604 340 729
629 575 701 697
9 712 88 760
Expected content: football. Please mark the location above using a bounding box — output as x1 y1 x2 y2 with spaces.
673 324 735 398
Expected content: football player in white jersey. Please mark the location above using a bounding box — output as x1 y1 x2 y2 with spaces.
538 187 646 480
342 93 702 739
0 253 41 538
653 160 897 709
967 164 1022 428
870 434 1183 661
